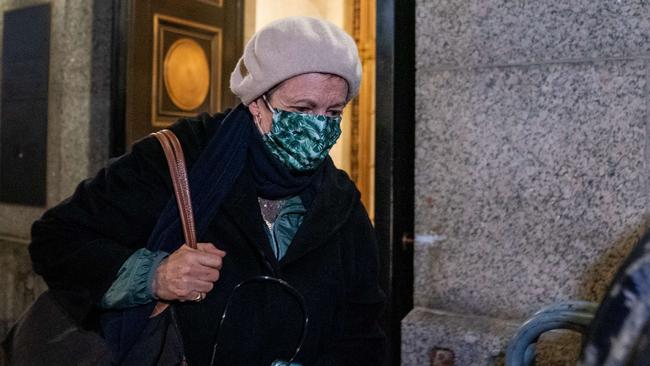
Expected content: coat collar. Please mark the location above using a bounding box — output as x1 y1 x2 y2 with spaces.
281 159 359 265
221 158 359 272
221 166 281 275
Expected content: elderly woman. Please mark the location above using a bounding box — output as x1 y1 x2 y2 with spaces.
28 16 385 366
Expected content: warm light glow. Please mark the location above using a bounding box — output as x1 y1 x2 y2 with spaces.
245 0 349 171
163 38 210 111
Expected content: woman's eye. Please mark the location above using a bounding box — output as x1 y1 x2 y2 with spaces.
329 110 343 117
293 106 310 113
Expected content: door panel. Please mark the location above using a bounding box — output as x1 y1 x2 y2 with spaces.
124 0 243 146
375 0 415 364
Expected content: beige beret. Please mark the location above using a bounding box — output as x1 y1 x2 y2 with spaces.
230 16 362 105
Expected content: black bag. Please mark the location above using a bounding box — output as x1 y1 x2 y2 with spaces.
2 290 112 366
1 290 185 366
2 130 193 365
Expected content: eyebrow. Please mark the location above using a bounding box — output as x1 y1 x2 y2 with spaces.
289 99 317 107
289 98 345 108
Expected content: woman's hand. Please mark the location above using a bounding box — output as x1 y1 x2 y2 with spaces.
152 243 226 302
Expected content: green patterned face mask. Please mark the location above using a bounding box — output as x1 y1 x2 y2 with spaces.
261 96 342 171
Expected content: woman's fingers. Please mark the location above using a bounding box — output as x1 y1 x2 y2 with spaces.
178 280 214 301
195 252 224 270
181 243 224 269
195 266 221 282
175 278 216 302
165 275 215 301
195 243 226 269
153 242 224 301
197 242 226 256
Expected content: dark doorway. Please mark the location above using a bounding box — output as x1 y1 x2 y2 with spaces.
107 1 415 363
375 0 415 364
111 0 243 155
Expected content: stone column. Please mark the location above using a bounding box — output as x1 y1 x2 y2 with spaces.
404 1 650 365
0 0 112 341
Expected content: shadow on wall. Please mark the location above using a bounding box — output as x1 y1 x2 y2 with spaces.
514 220 650 364
578 220 650 303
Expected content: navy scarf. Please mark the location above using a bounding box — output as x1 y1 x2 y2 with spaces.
101 104 323 361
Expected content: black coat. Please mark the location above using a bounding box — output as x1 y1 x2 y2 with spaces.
29 110 386 366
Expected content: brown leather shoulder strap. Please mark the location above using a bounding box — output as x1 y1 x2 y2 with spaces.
151 129 197 249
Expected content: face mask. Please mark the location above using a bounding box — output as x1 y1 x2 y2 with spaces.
260 96 342 171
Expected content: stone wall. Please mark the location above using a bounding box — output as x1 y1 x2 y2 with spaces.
405 1 650 365
0 0 112 345
0 240 47 341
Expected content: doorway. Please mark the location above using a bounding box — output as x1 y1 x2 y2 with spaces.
243 0 377 217
109 1 414 364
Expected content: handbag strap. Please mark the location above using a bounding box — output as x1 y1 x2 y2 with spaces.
151 129 197 249
149 129 197 322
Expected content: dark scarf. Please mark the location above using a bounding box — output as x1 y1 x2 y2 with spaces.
101 104 323 361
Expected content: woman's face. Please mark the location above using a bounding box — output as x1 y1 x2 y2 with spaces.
248 73 348 134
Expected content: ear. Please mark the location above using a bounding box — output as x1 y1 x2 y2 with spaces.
247 98 263 118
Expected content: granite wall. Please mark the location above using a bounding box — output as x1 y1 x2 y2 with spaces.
0 0 113 346
404 1 650 365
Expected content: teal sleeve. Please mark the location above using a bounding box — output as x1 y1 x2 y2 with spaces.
271 361 302 366
100 248 169 309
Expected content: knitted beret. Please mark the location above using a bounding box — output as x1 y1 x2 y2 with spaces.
230 16 362 105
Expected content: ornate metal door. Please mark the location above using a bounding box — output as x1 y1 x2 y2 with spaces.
118 0 243 148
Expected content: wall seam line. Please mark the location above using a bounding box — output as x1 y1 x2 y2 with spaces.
420 54 650 73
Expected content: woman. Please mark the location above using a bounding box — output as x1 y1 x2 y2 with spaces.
28 16 385 365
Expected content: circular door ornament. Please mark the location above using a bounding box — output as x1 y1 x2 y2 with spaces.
163 38 210 111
